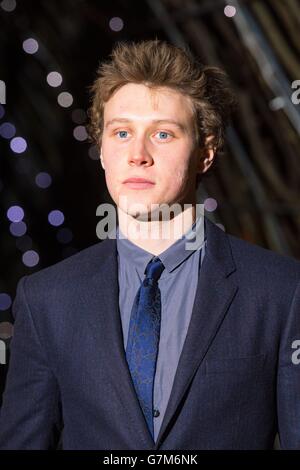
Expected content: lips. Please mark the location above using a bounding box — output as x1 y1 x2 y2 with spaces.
123 177 155 189
123 177 154 183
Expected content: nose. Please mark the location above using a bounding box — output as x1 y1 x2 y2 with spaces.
128 136 153 167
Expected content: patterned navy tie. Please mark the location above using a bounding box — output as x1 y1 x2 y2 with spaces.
125 256 165 439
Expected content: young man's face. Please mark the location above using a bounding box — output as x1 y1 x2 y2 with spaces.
100 83 212 218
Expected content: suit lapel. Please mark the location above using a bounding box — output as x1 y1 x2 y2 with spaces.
80 216 238 449
154 217 238 448
79 237 155 449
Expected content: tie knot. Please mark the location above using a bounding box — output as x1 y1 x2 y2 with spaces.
144 256 165 283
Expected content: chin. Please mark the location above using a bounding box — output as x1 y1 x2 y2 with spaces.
126 204 156 221
117 192 154 210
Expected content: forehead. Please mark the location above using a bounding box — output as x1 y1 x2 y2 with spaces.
103 83 194 123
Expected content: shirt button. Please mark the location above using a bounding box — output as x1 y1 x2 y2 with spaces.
153 409 160 418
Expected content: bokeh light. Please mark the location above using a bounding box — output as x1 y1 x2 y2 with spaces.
224 5 236 18
0 293 12 311
9 221 27 237
10 136 27 153
204 197 218 212
269 96 285 111
88 145 99 160
1 0 16 12
47 71 63 87
48 209 65 226
22 37 39 54
0 122 16 139
35 171 52 188
57 92 73 108
109 17 124 32
0 322 14 339
22 250 39 267
7 205 24 222
73 125 88 141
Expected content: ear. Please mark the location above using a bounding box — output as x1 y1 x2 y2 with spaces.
196 135 216 174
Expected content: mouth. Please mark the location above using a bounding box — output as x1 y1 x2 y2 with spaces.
123 177 155 190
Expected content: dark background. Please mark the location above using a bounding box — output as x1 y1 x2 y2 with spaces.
1 0 300 417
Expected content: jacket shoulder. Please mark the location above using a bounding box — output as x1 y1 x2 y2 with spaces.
19 237 116 293
227 230 300 281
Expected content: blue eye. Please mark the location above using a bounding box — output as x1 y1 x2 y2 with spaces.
157 131 170 139
117 130 128 138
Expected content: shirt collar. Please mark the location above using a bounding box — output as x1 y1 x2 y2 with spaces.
116 214 206 279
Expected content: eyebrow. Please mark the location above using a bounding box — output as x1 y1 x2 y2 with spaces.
104 118 188 132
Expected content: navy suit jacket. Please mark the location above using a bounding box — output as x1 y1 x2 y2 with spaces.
0 216 300 450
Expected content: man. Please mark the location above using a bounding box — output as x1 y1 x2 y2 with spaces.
0 39 300 450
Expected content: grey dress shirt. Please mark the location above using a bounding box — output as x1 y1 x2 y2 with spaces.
116 216 206 442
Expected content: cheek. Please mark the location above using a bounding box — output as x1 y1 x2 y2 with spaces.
102 165 118 195
102 155 121 179
165 159 191 186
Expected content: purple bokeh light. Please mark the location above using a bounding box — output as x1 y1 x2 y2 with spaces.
57 92 73 108
46 71 63 87
22 38 39 54
9 221 27 237
0 122 16 139
0 293 12 311
10 136 27 153
109 17 124 32
35 172 52 188
73 125 88 141
22 250 39 267
204 197 218 212
48 209 64 226
7 205 24 222
224 5 236 18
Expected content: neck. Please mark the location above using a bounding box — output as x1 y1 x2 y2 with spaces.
117 204 198 255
